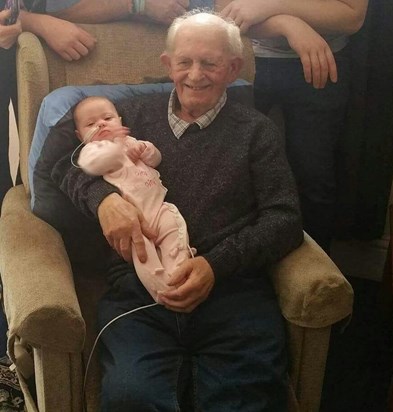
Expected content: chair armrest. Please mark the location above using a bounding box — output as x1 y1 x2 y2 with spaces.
271 233 354 328
0 186 85 355
17 32 50 194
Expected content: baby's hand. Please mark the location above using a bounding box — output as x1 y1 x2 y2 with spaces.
127 141 147 162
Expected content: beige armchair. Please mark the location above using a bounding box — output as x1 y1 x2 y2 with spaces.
0 20 353 412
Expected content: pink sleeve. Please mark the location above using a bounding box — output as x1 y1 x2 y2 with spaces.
139 140 162 168
78 140 125 176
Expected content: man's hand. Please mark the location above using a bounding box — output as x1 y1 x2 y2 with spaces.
97 193 156 263
157 256 215 313
144 0 190 25
0 10 21 49
283 17 337 88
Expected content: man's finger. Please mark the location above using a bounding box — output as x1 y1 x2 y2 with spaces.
119 237 133 262
130 230 147 263
140 219 157 241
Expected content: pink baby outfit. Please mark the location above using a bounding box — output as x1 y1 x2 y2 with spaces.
78 136 191 303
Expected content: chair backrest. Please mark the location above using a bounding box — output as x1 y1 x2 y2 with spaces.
16 20 255 194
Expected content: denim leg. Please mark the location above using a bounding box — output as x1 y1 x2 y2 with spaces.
254 51 351 252
187 275 288 412
98 265 189 412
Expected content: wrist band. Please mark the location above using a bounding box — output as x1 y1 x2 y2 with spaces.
132 0 145 15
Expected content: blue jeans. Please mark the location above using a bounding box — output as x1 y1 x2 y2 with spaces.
254 48 351 252
98 263 288 412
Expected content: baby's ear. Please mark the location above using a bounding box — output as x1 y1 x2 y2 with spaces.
75 130 81 140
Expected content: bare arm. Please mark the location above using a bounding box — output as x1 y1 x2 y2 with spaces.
50 0 190 25
249 15 338 88
221 0 369 35
19 10 96 61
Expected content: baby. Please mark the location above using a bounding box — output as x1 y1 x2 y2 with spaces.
73 96 193 303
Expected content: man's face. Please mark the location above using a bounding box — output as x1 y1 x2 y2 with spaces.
161 25 242 122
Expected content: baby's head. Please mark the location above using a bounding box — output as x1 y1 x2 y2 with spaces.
74 96 122 143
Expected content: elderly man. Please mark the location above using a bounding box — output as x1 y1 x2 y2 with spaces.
51 10 303 412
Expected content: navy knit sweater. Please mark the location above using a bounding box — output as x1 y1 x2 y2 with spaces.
52 93 303 279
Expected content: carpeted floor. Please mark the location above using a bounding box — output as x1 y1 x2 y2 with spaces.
321 276 393 412
0 356 25 412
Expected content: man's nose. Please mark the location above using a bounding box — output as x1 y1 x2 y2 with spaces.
188 63 205 81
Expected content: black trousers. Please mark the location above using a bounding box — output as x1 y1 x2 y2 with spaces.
0 45 18 206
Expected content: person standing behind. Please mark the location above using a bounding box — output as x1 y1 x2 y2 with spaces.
0 6 21 207
221 0 369 253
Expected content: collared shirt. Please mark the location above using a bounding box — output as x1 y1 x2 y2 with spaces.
168 89 227 139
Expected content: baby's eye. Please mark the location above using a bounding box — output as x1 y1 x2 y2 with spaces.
87 122 94 127
105 116 114 121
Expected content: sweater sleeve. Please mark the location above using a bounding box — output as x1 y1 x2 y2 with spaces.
202 120 304 279
51 148 120 218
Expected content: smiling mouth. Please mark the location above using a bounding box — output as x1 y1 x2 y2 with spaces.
185 84 209 90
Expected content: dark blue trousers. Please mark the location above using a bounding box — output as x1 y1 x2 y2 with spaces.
98 265 288 412
254 48 351 252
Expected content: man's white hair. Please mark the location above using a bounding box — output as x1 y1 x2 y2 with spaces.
165 9 243 58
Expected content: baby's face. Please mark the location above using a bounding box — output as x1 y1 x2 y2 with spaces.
75 99 123 142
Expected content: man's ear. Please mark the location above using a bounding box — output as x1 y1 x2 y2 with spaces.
228 57 244 83
160 53 173 79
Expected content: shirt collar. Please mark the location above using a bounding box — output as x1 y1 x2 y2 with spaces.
168 89 227 139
